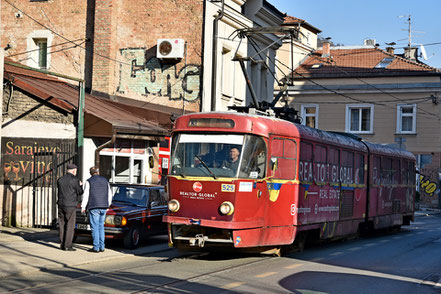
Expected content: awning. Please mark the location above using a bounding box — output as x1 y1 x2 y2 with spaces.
4 60 181 139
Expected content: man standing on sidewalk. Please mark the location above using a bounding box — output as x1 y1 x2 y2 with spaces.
81 166 112 253
57 163 83 251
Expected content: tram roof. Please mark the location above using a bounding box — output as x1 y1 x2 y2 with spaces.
174 112 364 150
175 112 415 160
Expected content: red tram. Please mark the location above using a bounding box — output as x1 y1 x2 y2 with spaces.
163 112 416 251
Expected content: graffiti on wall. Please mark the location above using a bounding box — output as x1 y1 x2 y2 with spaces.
419 174 439 197
117 48 201 102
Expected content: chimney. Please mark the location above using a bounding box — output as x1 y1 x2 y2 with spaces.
386 47 395 54
364 39 376 46
404 46 418 62
322 41 330 58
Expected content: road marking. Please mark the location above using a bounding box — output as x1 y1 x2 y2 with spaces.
348 246 362 251
364 243 376 247
255 272 277 278
222 282 246 289
435 277 441 289
330 252 343 256
379 240 388 243
284 263 302 269
311 257 324 262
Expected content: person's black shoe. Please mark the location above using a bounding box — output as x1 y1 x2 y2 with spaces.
60 245 65 251
88 248 99 253
99 248 105 252
65 247 76 251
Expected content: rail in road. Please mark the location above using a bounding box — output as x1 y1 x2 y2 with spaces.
2 213 441 293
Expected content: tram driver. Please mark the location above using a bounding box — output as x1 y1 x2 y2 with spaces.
221 147 241 172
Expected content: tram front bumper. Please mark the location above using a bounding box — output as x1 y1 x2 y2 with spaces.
162 215 263 229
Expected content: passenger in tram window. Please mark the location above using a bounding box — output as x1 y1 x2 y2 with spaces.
221 147 241 171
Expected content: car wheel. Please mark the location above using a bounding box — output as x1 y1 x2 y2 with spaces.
124 225 141 249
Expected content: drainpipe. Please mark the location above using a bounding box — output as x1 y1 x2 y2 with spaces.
95 132 116 169
78 81 85 179
210 0 225 111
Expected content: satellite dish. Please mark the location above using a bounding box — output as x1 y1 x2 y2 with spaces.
420 45 427 60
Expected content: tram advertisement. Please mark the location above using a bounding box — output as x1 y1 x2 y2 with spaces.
1 137 75 185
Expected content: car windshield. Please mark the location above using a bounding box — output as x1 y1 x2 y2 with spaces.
170 133 267 179
112 186 148 207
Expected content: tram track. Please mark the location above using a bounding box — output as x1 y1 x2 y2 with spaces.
6 248 274 293
131 254 274 293
6 247 175 293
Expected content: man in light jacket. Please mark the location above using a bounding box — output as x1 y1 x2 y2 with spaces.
81 166 112 253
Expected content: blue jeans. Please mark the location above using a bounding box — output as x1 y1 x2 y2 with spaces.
89 209 107 250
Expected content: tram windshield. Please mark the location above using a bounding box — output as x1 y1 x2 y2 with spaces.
170 134 267 179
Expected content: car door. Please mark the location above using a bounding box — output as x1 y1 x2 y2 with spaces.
147 188 167 234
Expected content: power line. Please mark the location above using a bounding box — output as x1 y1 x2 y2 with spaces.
307 53 440 119
4 0 132 66
276 57 441 121
7 38 86 57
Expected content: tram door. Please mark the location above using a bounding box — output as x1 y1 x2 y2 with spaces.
266 137 298 228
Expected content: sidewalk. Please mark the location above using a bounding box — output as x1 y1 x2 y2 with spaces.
0 226 170 279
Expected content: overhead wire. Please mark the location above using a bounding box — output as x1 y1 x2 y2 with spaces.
275 56 441 121
307 52 441 119
7 38 87 57
3 0 132 66
4 0 440 117
3 0 193 107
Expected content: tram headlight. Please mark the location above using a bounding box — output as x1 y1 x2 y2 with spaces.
219 201 234 216
168 199 180 212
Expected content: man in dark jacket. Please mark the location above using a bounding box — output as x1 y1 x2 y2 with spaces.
57 163 83 251
81 166 112 253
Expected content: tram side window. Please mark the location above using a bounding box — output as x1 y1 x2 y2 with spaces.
393 159 400 184
314 145 327 184
372 156 381 185
341 150 354 185
271 138 297 180
408 161 416 185
328 147 340 184
355 153 365 184
299 142 313 182
382 157 392 185
402 160 409 184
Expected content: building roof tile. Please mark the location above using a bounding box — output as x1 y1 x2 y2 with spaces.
293 46 440 79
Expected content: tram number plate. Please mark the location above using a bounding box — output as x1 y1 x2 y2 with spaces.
76 223 90 230
221 184 235 192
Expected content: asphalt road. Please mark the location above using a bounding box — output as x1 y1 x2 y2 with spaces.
2 213 441 294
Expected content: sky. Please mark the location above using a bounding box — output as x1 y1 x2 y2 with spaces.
269 0 441 69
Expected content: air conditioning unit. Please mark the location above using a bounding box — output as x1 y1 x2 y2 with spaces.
157 39 185 59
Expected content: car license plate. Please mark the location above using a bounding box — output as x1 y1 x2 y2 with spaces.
76 223 90 230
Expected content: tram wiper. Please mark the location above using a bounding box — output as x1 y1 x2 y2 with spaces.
195 155 217 179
